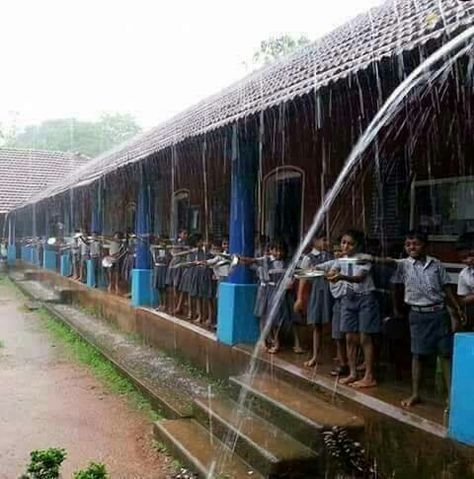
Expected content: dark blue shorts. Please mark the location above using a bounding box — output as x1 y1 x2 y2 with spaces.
331 299 344 340
408 309 453 357
340 292 380 334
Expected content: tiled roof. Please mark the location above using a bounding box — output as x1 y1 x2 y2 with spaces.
25 0 474 205
0 148 89 213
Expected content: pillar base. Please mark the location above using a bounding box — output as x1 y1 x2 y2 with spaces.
131 269 157 307
86 259 98 287
60 254 72 277
7 246 16 266
217 283 259 345
449 333 474 446
44 249 57 271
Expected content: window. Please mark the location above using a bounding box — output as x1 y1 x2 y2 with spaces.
263 167 304 252
411 176 474 240
171 189 190 238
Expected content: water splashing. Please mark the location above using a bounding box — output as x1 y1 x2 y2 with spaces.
212 23 474 476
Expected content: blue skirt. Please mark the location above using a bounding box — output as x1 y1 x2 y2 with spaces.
154 265 168 289
307 278 334 325
253 284 271 318
179 267 193 293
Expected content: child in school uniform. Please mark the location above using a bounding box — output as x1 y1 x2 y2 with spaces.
197 239 215 325
457 233 474 328
242 240 300 354
323 230 380 388
170 229 189 315
107 231 125 294
79 231 90 283
71 229 82 279
152 238 171 312
294 232 333 366
89 232 101 287
388 230 464 407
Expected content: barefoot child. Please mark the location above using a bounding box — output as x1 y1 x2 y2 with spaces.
294 232 333 367
324 230 380 388
389 231 464 407
241 240 300 354
151 238 170 311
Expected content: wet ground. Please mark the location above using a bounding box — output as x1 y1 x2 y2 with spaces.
0 280 171 478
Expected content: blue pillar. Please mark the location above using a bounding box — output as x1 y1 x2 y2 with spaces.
449 333 474 445
60 254 72 276
217 126 259 345
7 216 16 266
44 249 57 271
131 169 157 307
7 245 16 266
86 259 97 287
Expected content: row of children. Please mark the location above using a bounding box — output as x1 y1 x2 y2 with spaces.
70 230 131 294
152 229 230 329
246 229 473 409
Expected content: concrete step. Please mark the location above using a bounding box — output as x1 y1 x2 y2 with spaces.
154 419 262 479
193 396 319 477
230 374 364 451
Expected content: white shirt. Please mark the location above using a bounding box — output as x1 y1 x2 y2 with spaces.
300 249 321 269
319 257 374 296
108 240 121 256
391 256 450 306
206 253 230 279
89 240 100 257
458 266 474 297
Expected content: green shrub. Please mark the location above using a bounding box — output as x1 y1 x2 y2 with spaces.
73 462 108 479
21 448 67 479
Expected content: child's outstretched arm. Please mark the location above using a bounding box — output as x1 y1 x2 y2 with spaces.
444 285 466 331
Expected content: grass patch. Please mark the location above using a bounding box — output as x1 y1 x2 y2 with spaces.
0 339 4 348
36 307 162 421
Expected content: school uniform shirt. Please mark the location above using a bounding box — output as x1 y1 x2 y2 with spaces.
89 240 100 258
80 239 90 257
390 256 450 307
109 240 122 257
457 266 474 297
319 257 375 296
204 251 229 279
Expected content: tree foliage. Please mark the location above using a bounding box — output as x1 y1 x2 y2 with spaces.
252 34 310 66
7 113 141 158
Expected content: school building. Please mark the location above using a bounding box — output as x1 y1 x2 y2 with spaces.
0 148 89 242
6 0 474 463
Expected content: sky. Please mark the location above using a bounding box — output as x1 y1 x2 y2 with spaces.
0 0 383 130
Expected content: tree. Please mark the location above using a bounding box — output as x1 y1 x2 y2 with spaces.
252 34 310 67
7 113 141 157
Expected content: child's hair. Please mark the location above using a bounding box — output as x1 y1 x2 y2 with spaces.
114 231 124 239
342 229 366 252
405 230 428 245
313 230 328 241
189 233 203 247
269 239 288 255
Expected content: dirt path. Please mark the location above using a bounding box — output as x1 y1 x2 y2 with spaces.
0 282 171 478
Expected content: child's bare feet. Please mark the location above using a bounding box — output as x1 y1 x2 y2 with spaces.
268 345 280 354
304 357 319 367
339 375 357 385
351 378 377 389
401 395 422 407
293 346 305 354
